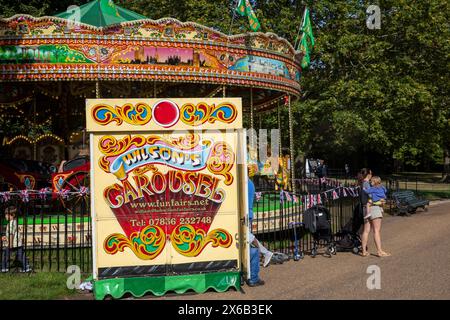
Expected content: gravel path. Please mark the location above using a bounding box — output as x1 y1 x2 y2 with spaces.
72 200 450 300
154 200 450 300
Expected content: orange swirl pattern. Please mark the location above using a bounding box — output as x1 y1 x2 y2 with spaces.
92 102 152 126
103 225 166 260
149 133 203 150
180 102 238 126
98 135 147 173
207 142 235 185
170 224 233 257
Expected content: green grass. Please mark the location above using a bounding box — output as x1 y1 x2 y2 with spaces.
1 214 90 226
24 248 92 273
416 190 450 201
253 193 297 212
0 272 77 300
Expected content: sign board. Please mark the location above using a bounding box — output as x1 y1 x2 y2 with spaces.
86 98 247 299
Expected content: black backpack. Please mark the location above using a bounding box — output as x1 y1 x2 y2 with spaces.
303 205 331 233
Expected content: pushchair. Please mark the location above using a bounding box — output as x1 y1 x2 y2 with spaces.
303 205 336 258
335 202 364 254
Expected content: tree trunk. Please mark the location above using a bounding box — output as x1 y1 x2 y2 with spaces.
442 146 450 182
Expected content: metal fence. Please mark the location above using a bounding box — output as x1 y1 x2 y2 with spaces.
252 178 359 256
0 177 359 273
386 176 450 196
0 194 91 273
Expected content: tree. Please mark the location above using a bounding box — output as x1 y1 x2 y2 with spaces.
1 0 448 174
288 0 448 173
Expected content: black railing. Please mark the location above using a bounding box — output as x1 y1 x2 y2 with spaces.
252 177 359 256
0 194 91 273
0 177 359 273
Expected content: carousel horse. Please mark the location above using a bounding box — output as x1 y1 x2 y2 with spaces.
275 155 291 191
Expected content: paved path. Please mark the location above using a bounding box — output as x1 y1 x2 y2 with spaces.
153 200 450 300
73 200 450 300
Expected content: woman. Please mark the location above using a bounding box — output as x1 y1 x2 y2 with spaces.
358 168 391 257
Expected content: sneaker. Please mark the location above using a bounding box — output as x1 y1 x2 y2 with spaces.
21 266 32 273
263 251 274 267
247 279 265 287
1 268 9 273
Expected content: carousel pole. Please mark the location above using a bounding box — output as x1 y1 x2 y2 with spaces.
33 95 37 161
277 102 281 156
95 81 101 99
288 94 296 194
222 85 226 98
250 87 254 130
250 87 255 151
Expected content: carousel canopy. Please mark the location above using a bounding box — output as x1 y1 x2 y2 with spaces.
0 2 303 111
54 0 147 28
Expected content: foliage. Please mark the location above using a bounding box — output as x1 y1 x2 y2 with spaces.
0 0 448 172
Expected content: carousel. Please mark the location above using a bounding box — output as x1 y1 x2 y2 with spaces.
0 0 307 295
0 0 303 196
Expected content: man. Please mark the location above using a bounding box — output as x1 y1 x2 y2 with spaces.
321 160 328 178
246 177 276 287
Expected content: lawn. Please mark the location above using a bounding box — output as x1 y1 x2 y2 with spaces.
0 272 77 300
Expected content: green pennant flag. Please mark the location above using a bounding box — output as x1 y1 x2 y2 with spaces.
299 36 311 69
236 0 246 16
301 8 314 47
296 7 314 69
236 0 261 32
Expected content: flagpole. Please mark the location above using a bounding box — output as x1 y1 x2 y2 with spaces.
293 6 307 51
224 0 240 95
226 0 240 40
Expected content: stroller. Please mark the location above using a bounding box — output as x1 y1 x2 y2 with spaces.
303 205 336 258
335 202 364 254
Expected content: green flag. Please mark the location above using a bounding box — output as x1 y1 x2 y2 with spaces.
236 0 246 16
299 36 311 69
301 8 315 47
297 7 314 68
236 0 261 32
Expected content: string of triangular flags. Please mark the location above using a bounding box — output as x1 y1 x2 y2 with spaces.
299 185 360 209
295 177 357 188
255 184 360 208
0 187 89 203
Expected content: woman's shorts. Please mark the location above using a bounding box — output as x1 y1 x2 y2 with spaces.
369 205 383 220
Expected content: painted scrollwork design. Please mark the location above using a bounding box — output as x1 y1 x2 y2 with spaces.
92 102 152 126
98 135 147 173
170 224 232 257
207 142 235 185
97 134 210 174
103 225 166 260
180 102 238 126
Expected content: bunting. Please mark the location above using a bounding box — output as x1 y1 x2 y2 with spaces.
0 185 359 205
0 189 90 203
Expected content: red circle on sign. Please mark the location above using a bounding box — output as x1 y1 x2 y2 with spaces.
152 100 180 128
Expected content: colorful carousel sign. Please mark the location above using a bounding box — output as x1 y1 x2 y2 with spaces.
87 97 248 299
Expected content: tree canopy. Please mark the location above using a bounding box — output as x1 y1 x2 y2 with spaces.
0 0 448 173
